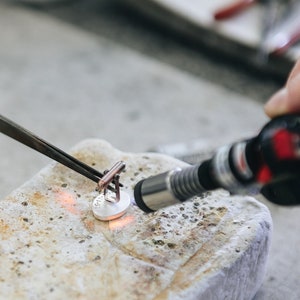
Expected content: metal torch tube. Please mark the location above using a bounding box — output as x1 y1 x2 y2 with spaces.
134 165 209 212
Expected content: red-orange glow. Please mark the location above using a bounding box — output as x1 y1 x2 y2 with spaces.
109 215 135 230
55 190 80 215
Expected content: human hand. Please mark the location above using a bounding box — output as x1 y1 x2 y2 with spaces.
264 59 300 118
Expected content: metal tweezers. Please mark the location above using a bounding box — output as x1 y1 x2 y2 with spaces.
0 114 118 192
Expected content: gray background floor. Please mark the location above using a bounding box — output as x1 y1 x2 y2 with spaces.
1 0 299 299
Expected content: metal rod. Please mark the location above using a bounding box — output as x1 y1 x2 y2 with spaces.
98 161 126 191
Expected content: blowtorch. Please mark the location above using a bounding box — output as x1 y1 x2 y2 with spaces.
134 114 300 212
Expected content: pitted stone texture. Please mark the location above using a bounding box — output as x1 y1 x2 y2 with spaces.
0 139 272 299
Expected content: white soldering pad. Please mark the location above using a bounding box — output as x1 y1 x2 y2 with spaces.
92 190 131 221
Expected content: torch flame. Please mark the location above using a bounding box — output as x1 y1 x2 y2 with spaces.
55 190 80 215
109 215 135 230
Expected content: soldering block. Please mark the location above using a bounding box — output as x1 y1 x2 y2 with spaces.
0 139 272 300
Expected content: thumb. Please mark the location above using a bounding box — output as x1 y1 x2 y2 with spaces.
264 73 300 118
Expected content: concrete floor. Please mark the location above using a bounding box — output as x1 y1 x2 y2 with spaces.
0 1 299 299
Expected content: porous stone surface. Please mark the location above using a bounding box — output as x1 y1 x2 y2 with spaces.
0 139 272 299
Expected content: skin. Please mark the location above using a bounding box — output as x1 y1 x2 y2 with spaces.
264 59 300 118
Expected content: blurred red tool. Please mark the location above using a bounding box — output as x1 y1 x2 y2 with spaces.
214 0 257 20
254 0 300 56
270 2 300 55
274 29 300 55
214 0 300 58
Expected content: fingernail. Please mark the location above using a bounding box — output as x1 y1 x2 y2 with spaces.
264 88 288 118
